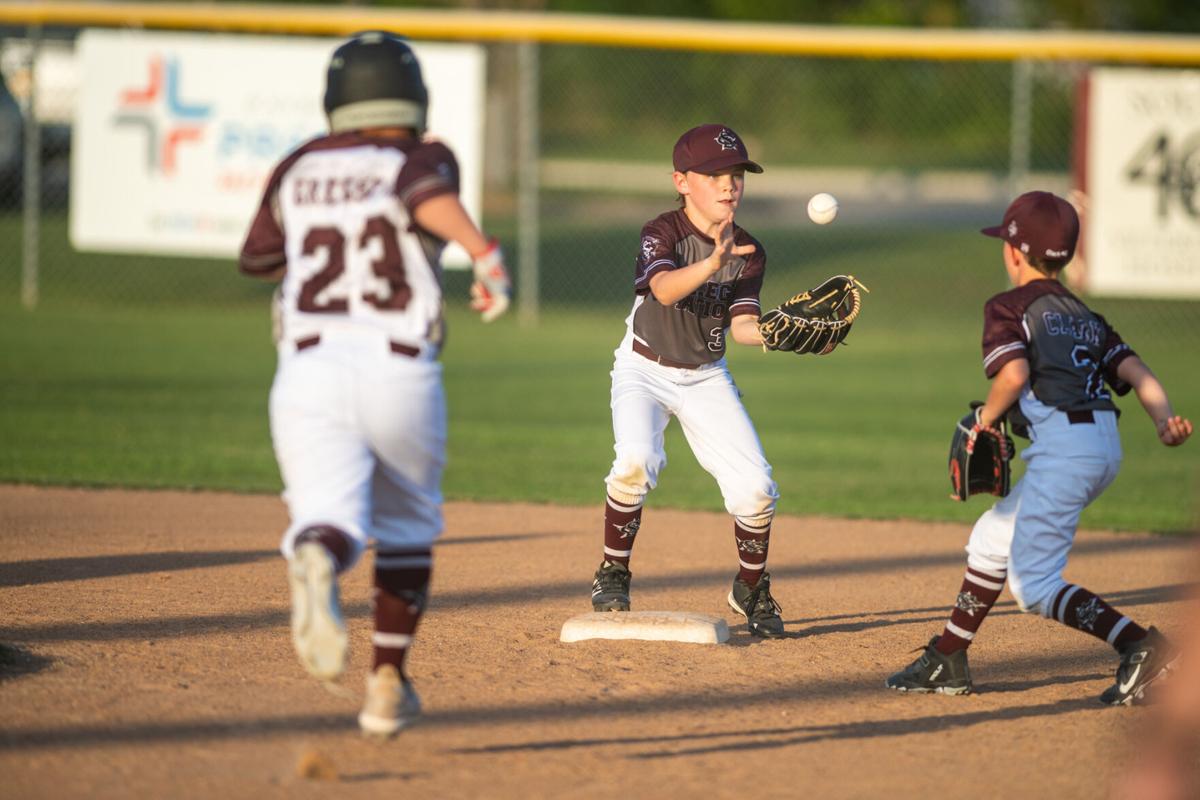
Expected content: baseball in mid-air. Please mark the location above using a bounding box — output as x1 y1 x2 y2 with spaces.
807 192 839 225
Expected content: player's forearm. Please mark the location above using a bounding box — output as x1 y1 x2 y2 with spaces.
649 256 720 305
412 194 491 257
979 359 1028 428
729 314 762 346
1118 356 1176 424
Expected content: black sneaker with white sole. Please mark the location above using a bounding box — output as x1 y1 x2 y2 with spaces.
727 572 785 638
886 636 972 695
1100 626 1177 706
591 560 631 611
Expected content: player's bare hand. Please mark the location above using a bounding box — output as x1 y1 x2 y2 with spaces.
709 216 756 273
1156 415 1193 446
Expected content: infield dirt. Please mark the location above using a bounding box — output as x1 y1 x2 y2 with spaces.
1 485 1194 799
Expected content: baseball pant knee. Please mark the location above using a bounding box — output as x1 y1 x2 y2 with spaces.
1006 568 1067 616
606 448 664 505
724 476 779 523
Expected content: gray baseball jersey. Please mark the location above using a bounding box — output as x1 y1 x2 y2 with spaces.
630 210 765 366
982 280 1135 412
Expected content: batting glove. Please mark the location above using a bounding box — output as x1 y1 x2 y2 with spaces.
470 239 511 323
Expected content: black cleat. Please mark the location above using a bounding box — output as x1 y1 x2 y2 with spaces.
727 572 785 639
1100 626 1177 706
886 636 972 695
591 560 631 611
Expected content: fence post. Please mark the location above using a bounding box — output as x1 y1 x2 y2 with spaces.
516 40 540 325
1008 57 1032 199
21 24 42 310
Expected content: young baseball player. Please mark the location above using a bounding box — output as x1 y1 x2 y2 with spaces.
886 190 1192 703
589 123 785 638
239 31 510 737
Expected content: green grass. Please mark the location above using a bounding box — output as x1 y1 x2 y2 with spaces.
1 218 1197 532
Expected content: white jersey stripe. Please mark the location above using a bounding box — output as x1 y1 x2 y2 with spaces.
983 341 1026 369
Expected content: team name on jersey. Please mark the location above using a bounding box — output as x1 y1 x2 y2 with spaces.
1041 311 1103 347
676 281 733 319
293 175 384 206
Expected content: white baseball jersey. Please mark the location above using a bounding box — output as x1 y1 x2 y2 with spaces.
240 132 460 563
605 209 777 525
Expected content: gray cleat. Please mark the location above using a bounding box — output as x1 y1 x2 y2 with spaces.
727 572 785 639
886 636 972 695
591 560 631 611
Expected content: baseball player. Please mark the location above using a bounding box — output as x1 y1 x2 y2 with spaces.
589 124 784 638
238 32 510 737
886 191 1192 702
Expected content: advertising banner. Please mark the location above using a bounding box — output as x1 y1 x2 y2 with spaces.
72 30 485 265
1085 68 1200 298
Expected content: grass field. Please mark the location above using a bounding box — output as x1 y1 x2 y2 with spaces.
1 214 1197 532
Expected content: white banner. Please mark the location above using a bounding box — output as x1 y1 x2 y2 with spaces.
71 30 485 266
1085 67 1200 298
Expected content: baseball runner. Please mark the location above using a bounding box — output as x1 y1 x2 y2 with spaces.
238 32 510 737
886 191 1192 703
589 124 788 636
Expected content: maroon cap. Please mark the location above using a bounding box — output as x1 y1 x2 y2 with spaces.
981 191 1079 262
672 124 763 175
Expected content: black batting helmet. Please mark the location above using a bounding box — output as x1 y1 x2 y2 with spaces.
323 31 428 134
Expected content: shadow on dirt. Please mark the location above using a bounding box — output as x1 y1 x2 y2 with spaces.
0 646 1116 752
0 642 53 681
0 550 278 588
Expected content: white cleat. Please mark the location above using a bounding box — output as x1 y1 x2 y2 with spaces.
288 542 348 681
358 664 422 738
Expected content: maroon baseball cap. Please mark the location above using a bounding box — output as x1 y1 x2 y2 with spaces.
981 191 1079 262
672 124 763 175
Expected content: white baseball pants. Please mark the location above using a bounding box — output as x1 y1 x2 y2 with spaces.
605 350 778 523
269 334 446 568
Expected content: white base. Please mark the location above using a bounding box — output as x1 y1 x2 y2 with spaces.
559 611 730 644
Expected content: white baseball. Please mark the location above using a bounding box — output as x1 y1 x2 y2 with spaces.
807 192 838 225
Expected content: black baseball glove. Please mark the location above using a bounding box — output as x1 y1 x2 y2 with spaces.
758 274 867 355
948 403 1015 502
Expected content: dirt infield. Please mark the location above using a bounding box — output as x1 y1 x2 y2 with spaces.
1 485 1195 799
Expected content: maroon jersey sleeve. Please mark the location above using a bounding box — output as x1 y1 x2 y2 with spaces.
634 216 680 294
728 234 765 318
396 140 459 214
1097 313 1136 396
981 294 1028 378
238 166 286 276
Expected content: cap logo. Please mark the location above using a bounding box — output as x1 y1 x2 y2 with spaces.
1020 242 1030 253
714 129 739 151
1046 248 1068 258
1007 221 1018 237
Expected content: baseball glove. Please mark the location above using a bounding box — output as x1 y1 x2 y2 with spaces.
758 274 867 355
948 403 1015 502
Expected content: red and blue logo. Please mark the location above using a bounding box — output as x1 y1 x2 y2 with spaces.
114 55 212 176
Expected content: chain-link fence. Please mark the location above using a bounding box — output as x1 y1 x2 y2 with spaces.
0 21 1197 343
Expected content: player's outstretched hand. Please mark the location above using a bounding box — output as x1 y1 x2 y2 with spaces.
711 216 756 271
1157 415 1193 447
470 239 511 323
